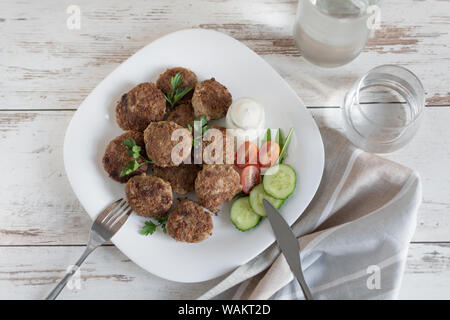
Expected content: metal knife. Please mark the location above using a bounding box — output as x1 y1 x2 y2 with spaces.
263 199 313 300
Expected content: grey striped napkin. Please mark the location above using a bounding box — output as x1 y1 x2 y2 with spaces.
199 127 421 300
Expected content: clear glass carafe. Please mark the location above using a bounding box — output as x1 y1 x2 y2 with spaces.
293 0 380 68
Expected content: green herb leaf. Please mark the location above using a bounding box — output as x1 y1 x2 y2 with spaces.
164 93 174 107
261 129 271 144
140 217 168 236
140 221 157 236
131 160 139 171
202 124 211 135
165 73 192 107
199 115 208 127
123 139 136 154
155 216 167 224
173 87 192 105
275 128 284 150
171 73 183 90
119 167 130 177
123 139 135 148
120 139 150 176
191 116 210 146
119 160 137 177
155 216 168 233
278 128 294 164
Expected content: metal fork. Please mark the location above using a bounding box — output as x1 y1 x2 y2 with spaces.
46 198 132 300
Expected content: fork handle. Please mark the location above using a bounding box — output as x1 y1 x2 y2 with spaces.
46 245 96 300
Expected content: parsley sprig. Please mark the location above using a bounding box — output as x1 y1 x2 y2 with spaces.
188 115 211 146
140 216 168 236
163 73 192 108
120 138 151 177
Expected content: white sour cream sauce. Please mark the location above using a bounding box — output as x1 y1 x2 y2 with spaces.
226 98 265 144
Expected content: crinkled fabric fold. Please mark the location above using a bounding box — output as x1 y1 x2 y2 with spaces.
198 127 421 300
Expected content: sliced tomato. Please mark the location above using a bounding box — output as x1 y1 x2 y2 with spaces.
235 141 259 169
241 165 262 194
258 141 280 168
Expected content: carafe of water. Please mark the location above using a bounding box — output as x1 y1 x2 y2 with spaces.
293 0 380 68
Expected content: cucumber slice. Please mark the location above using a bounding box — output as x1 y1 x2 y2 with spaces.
263 164 296 200
249 184 284 217
230 197 261 231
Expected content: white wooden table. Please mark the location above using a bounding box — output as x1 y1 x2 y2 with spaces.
1 0 449 300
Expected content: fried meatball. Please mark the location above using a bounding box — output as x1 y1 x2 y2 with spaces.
156 67 197 105
166 103 195 128
166 199 213 243
192 78 232 120
195 165 242 213
153 164 201 194
116 82 166 131
102 131 148 183
125 174 173 218
202 126 234 165
144 121 193 167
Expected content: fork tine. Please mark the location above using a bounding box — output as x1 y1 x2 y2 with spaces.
94 198 123 223
111 207 133 232
102 199 127 224
106 204 130 227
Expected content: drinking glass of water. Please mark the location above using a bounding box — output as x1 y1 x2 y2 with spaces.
342 65 425 153
293 0 380 68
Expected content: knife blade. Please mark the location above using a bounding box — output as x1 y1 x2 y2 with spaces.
263 199 313 300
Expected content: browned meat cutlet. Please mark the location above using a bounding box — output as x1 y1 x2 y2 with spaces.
202 126 235 165
116 82 166 131
153 164 201 195
102 131 148 183
125 174 173 218
195 164 242 213
144 121 193 167
166 199 213 243
192 78 232 120
166 103 195 128
156 67 197 105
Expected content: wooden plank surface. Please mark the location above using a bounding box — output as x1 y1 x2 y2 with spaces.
0 245 226 300
400 243 450 300
0 243 447 300
0 0 449 110
1 0 449 299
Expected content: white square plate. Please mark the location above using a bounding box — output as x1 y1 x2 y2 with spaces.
64 29 324 283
